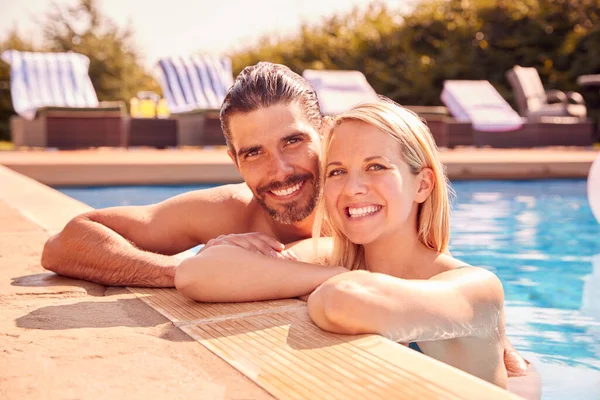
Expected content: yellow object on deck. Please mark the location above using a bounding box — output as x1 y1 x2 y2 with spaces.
130 91 166 118
156 98 170 119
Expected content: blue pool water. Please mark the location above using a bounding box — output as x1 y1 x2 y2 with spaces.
58 180 600 399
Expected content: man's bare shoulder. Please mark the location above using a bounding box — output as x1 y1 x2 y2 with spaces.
166 183 258 221
150 183 260 241
178 183 254 207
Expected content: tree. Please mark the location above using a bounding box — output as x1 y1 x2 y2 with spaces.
0 0 159 142
230 0 600 114
42 0 159 102
0 29 38 141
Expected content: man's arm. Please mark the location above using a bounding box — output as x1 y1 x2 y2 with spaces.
175 243 345 302
41 185 250 287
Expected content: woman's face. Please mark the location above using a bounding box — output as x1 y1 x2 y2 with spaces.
324 120 426 245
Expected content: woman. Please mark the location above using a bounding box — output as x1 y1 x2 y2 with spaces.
175 97 539 396
306 98 509 388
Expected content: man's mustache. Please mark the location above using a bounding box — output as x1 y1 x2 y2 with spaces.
257 173 314 195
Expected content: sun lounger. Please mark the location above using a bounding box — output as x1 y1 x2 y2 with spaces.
508 66 594 146
441 80 538 148
157 55 233 146
2 50 126 149
304 69 450 147
507 65 587 121
302 69 379 115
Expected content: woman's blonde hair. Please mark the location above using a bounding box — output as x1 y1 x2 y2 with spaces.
313 97 453 270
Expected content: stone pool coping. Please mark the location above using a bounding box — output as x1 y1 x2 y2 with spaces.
0 147 597 186
0 164 524 399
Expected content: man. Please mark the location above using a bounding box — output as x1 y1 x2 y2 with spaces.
42 62 329 288
42 62 534 387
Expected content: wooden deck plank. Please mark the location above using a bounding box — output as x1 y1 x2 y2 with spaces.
130 287 303 324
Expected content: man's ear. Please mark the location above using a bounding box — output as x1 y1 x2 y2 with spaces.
227 149 240 170
415 168 435 204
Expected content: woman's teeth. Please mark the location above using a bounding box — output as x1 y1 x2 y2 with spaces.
271 182 302 197
347 205 382 218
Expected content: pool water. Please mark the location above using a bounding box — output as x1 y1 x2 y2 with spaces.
58 180 600 399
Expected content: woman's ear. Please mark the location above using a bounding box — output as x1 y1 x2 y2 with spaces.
415 168 435 203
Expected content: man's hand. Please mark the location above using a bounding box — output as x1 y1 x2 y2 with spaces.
199 233 298 260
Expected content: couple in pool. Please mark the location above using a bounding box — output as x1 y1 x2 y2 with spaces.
42 62 539 396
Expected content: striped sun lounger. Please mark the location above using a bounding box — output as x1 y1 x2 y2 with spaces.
1 50 125 149
156 55 233 146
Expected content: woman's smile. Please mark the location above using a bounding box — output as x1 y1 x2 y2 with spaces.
344 204 383 219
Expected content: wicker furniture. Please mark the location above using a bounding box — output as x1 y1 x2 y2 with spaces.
2 50 126 149
156 56 232 146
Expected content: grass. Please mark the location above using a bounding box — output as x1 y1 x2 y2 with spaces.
0 141 14 151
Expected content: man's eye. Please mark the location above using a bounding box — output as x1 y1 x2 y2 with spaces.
245 150 259 159
287 137 301 145
367 164 386 171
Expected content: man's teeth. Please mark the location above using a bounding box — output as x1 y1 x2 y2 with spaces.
348 205 381 218
271 182 302 197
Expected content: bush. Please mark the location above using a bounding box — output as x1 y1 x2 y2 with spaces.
230 0 600 113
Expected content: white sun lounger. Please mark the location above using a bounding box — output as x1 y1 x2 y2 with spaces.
302 69 379 115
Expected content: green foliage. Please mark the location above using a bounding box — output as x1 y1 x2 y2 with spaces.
2 0 599 144
0 30 37 141
230 0 600 115
0 0 159 142
42 0 159 102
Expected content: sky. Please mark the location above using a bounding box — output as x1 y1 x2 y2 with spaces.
0 0 411 68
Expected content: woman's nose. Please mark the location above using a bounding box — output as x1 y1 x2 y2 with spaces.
343 173 368 196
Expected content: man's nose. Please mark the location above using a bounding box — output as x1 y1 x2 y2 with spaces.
269 153 294 180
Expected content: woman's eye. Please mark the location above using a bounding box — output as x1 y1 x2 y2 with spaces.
327 169 344 178
367 164 386 171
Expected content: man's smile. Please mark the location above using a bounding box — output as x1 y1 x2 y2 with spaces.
268 181 305 199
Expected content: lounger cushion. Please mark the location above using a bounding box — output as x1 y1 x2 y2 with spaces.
157 56 233 114
303 69 379 115
1 50 100 120
441 80 524 132
527 103 587 120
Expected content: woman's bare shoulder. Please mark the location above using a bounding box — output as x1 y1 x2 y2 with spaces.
430 252 473 276
285 237 335 265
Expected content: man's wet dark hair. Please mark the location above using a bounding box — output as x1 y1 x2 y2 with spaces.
220 62 323 155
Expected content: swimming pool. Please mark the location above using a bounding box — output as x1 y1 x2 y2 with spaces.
58 179 600 399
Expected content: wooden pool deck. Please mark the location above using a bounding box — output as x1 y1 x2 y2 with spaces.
0 147 553 399
0 146 598 186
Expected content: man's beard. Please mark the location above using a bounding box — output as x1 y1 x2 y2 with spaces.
255 172 321 225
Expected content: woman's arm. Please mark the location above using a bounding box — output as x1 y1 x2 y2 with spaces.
306 266 504 343
175 243 346 302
